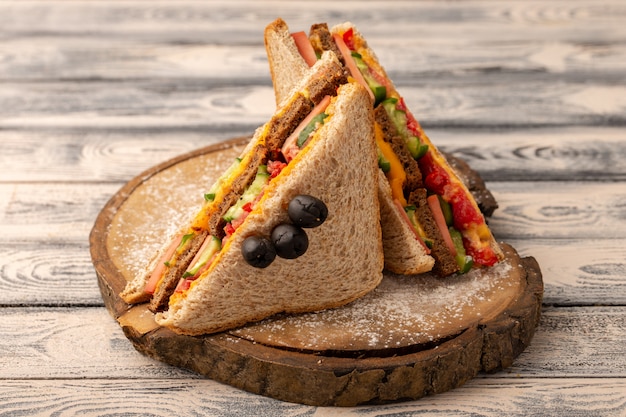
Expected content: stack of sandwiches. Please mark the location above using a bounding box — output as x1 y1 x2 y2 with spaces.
120 18 504 336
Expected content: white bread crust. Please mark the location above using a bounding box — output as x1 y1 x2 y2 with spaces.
264 18 310 107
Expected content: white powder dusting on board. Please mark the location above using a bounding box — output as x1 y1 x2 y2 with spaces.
104 143 522 354
106 146 243 280
232 255 517 351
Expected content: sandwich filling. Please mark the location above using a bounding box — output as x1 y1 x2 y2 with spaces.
169 96 333 305
292 23 502 275
142 73 342 312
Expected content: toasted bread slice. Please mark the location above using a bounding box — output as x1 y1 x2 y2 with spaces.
121 52 347 307
265 18 436 275
264 18 503 275
156 83 383 335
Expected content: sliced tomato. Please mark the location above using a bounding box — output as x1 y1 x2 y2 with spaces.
420 152 451 197
449 192 484 231
465 239 499 267
281 95 331 161
223 222 236 237
427 195 457 257
267 160 287 178
291 31 317 67
144 233 183 294
342 28 355 50
393 199 431 254
332 33 375 103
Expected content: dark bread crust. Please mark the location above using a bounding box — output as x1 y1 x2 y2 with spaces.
374 106 457 275
151 146 267 313
309 23 345 67
408 189 460 276
265 93 313 151
307 60 348 104
374 106 423 192
265 60 346 152
147 54 350 312
149 230 209 312
150 58 348 311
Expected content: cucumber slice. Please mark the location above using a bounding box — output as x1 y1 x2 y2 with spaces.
352 52 386 106
377 148 391 173
205 157 242 198
448 227 474 273
297 113 327 148
404 205 430 245
164 233 194 267
372 85 386 107
415 143 429 159
223 165 270 222
381 99 429 160
184 236 221 278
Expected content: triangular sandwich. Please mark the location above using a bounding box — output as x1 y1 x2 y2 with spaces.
121 56 383 335
264 18 503 276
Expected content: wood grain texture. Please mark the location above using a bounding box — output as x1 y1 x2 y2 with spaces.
1 80 623 130
1 182 624 242
488 182 626 240
0 0 624 412
0 239 623 307
1 37 624 83
0 306 623 380
1 127 623 182
0 1 623 42
508 239 626 307
84 139 541 406
0 378 623 417
0 183 623 307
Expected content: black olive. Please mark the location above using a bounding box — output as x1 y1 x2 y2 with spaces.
271 224 308 259
287 195 328 228
241 236 276 268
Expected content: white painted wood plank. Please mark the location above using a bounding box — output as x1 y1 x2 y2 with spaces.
0 307 624 379
1 127 622 182
0 79 623 130
510 306 626 377
438 127 626 182
348 379 626 417
0 238 623 308
0 1 623 45
0 36 623 82
0 0 621 414
507 239 626 307
0 378 624 416
487 182 626 240
0 378 311 417
0 237 622 307
0 182 624 306
0 128 251 183
0 307 191 380
2 182 624 242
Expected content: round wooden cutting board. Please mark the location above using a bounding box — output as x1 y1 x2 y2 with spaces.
90 137 543 407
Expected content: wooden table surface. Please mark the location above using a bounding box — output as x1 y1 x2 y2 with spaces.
1 1 625 416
